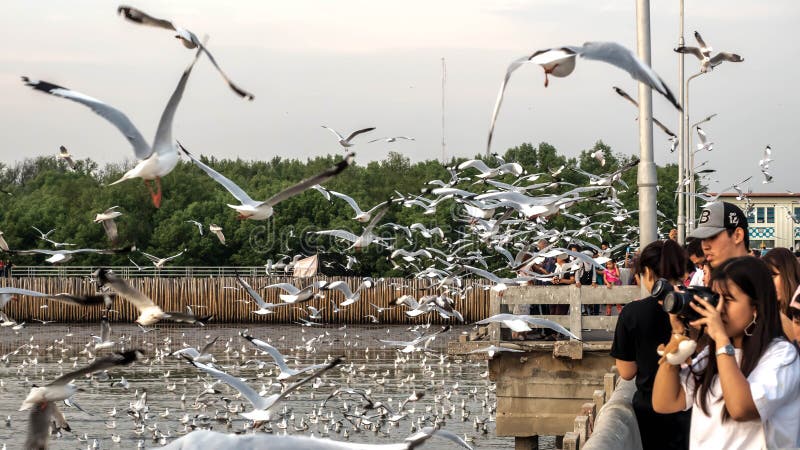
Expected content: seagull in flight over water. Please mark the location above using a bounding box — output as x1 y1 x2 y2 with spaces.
22 46 204 208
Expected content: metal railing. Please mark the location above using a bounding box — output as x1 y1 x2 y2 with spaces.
6 266 271 278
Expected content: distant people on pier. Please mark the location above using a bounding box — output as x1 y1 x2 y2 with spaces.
611 239 691 450
603 259 622 315
652 257 800 449
685 238 705 287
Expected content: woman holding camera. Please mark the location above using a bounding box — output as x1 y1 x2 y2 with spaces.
653 257 800 449
611 239 690 450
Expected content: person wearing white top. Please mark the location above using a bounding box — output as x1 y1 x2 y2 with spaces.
652 256 800 449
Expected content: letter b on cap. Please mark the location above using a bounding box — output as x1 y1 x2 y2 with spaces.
699 209 711 224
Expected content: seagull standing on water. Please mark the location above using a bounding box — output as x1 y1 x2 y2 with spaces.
22 46 204 208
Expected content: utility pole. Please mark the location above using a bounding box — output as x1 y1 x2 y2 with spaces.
441 57 447 164
636 0 658 248
677 0 686 244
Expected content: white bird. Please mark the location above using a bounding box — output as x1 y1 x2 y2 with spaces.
675 31 744 73
139 249 186 269
367 136 415 143
209 224 225 245
468 345 525 358
241 332 332 380
328 190 389 223
262 281 328 304
180 144 353 220
235 274 289 315
0 231 8 252
186 220 204 236
21 350 143 449
183 355 342 422
10 247 132 264
58 145 77 170
487 41 681 153
94 268 210 326
94 206 122 243
760 145 773 184
315 206 391 250
31 226 75 248
321 126 376 148
91 318 115 350
323 279 375 307
457 160 523 179
117 5 254 100
22 47 204 208
171 337 217 363
612 86 676 138
695 127 713 152
590 149 606 167
476 313 582 340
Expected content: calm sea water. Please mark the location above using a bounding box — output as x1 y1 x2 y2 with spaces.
0 323 559 449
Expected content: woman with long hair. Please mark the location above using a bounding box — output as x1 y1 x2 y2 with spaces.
610 239 691 450
653 257 800 449
762 247 800 340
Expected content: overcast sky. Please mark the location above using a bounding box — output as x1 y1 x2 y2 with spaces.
1 0 797 193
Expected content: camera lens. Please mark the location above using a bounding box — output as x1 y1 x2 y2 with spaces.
663 291 681 314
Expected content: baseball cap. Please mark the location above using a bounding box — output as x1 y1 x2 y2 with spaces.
689 201 748 239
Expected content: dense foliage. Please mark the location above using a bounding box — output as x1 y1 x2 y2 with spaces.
0 141 692 275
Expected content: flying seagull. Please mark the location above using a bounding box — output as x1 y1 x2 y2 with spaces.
209 224 225 245
58 145 77 170
476 313 582 340
241 331 333 380
487 41 681 153
10 246 133 264
674 31 744 73
186 219 204 236
180 143 353 220
612 86 676 138
22 46 204 208
321 126 376 148
139 249 186 269
367 136 415 143
94 206 122 243
117 5 254 100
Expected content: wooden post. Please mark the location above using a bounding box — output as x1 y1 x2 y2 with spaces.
581 402 596 435
569 286 583 342
604 373 618 401
593 389 605 410
563 432 579 450
574 415 589 444
514 436 539 450
489 289 501 342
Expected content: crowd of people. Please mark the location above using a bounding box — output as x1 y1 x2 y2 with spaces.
610 201 800 449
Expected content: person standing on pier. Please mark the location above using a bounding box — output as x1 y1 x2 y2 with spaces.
652 257 800 449
611 239 691 450
688 202 750 286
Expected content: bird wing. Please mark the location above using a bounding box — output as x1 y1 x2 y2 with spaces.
235 275 270 309
262 283 300 295
344 127 376 143
100 317 111 342
162 250 186 263
324 280 355 299
21 77 151 159
363 206 388 234
51 350 142 386
25 400 55 449
612 86 638 107
49 293 108 307
152 47 203 156
268 357 343 407
328 190 364 215
199 336 218 355
101 220 118 242
321 126 345 140
97 270 158 312
0 287 51 298
486 56 530 154
178 143 257 206
652 117 676 138
674 45 705 60
708 52 743 66
575 42 681 111
262 153 354 207
241 334 292 372
315 230 360 243
521 316 582 341
457 159 491 174
188 360 269 410
693 31 710 55
117 5 177 31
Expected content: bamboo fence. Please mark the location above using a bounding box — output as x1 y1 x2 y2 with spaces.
0 276 492 324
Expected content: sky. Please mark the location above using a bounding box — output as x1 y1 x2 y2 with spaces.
1 0 798 193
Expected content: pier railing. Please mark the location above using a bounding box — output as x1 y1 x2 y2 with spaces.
7 266 268 278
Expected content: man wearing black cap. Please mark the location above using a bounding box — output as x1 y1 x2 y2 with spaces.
688 201 749 285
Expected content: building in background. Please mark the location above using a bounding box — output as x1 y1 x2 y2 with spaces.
719 193 800 251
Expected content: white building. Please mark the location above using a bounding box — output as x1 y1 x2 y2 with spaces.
718 193 800 251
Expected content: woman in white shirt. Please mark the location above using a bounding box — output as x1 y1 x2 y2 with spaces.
652 256 800 449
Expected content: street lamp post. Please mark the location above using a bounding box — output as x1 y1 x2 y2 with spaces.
636 0 658 248
677 0 686 245
688 112 717 228
684 71 705 231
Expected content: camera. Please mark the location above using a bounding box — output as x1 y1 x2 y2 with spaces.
651 278 720 324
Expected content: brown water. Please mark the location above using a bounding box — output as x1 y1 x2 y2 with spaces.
0 323 557 449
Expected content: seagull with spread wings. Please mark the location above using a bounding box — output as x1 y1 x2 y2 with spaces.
487 41 681 153
675 31 744 73
235 274 289 315
58 145 77 170
117 5 254 100
94 206 122 243
180 144 353 220
22 47 204 208
321 126 376 149
241 331 333 380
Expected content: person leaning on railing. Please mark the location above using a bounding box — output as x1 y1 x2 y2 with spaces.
652 257 800 449
611 239 691 450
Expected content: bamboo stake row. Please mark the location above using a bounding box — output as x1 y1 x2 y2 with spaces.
0 276 491 324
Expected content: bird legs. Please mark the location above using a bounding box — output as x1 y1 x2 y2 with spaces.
143 178 163 208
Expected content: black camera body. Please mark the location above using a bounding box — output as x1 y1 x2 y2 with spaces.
651 278 720 325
